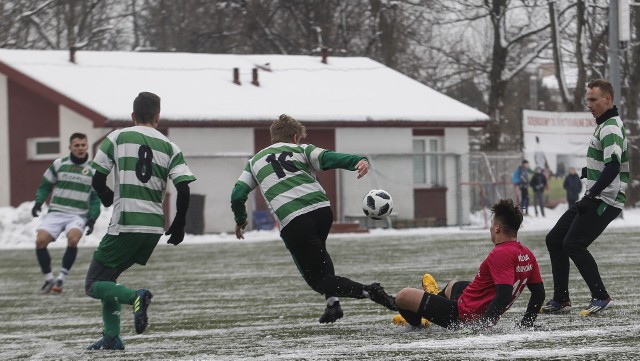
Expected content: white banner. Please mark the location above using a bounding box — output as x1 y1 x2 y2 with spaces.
522 110 595 177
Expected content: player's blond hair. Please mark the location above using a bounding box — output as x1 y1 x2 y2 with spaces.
270 114 307 143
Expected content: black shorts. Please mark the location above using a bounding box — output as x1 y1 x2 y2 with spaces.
421 281 470 328
450 281 470 302
280 207 334 285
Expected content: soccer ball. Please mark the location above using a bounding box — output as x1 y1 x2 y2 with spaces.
362 189 393 220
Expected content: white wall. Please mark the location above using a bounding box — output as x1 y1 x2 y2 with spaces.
168 127 253 233
0 74 9 206
335 128 413 222
444 128 470 225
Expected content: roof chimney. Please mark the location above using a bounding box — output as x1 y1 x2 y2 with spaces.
321 47 328 64
251 68 260 86
69 46 77 64
233 67 241 85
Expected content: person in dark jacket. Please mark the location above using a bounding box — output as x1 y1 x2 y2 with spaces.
530 167 547 217
563 167 583 208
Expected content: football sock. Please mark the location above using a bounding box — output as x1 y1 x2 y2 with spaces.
44 273 54 281
398 308 423 327
326 297 339 306
36 248 52 274
61 247 78 271
102 299 122 338
57 268 69 281
92 281 137 305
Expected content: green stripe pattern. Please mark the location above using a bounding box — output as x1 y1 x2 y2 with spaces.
586 116 629 209
92 126 196 234
35 156 97 216
236 143 329 228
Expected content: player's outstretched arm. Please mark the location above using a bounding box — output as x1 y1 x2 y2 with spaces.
92 172 114 207
231 182 251 239
477 284 513 329
319 151 368 178
519 282 545 329
32 177 54 217
166 181 191 246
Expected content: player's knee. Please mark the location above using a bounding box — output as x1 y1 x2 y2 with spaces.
545 233 560 249
67 237 81 247
35 237 50 249
395 288 416 310
562 240 587 255
85 280 94 298
444 279 458 299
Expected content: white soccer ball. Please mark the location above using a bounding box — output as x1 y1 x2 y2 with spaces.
362 189 393 220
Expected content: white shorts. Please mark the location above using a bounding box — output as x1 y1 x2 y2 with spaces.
37 212 87 240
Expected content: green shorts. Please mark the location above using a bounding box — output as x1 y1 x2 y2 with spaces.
93 233 161 269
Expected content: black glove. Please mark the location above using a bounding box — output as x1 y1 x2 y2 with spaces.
165 220 185 246
85 219 96 235
575 194 599 215
98 189 114 207
32 202 42 217
580 167 587 179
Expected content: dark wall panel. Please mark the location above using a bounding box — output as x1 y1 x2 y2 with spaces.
9 79 58 206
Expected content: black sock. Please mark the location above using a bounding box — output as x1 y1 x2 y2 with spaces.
36 248 51 274
398 308 423 327
62 247 78 271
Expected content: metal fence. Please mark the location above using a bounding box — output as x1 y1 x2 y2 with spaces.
467 152 524 212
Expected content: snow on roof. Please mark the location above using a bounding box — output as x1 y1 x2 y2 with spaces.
0 49 489 124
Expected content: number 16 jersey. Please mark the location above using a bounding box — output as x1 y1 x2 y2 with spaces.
236 142 330 229
92 126 196 235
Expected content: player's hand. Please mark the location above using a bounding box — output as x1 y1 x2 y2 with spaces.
165 220 185 246
580 167 587 179
31 202 42 217
575 194 598 215
85 219 96 235
235 221 248 240
98 189 114 207
355 159 369 179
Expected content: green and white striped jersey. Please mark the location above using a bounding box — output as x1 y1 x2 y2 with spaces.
236 143 331 228
586 115 629 209
35 156 100 219
92 126 196 235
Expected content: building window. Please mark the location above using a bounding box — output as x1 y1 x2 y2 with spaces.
27 137 60 160
413 138 442 186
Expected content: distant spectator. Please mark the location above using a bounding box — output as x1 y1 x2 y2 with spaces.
530 167 547 217
563 167 582 209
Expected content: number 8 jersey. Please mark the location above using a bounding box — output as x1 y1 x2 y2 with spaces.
92 126 196 235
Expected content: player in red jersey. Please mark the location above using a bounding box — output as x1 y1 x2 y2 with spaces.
395 199 545 330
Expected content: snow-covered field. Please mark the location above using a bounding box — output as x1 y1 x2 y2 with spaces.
1 202 640 360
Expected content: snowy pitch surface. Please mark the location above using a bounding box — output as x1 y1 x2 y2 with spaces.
2 229 640 360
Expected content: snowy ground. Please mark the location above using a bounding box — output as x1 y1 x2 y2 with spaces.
1 202 640 360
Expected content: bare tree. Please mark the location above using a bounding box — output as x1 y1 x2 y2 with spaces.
1 0 134 50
